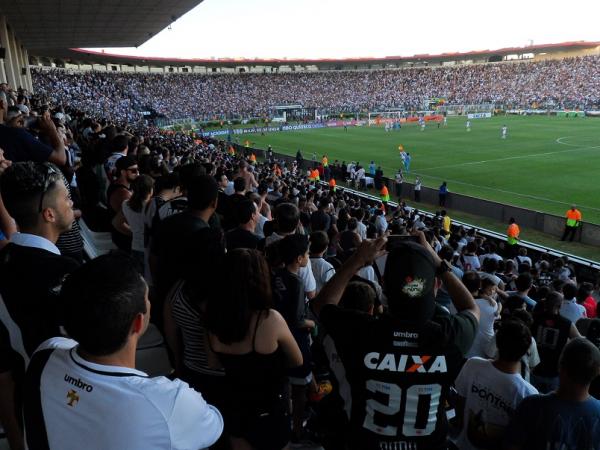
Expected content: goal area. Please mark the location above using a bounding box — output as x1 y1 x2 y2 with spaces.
367 111 404 126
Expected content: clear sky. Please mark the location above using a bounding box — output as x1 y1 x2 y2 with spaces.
88 0 600 59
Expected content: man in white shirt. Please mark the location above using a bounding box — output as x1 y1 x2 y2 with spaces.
454 320 538 450
355 166 366 189
309 231 335 293
23 255 223 450
559 282 586 323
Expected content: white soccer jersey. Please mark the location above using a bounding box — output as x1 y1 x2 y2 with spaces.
24 338 223 450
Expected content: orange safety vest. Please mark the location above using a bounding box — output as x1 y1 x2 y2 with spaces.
380 185 390 202
566 209 582 227
329 178 336 190
507 223 520 245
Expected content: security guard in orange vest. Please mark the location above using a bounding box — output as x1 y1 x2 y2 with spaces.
506 217 520 256
380 184 390 204
329 178 336 192
561 205 582 242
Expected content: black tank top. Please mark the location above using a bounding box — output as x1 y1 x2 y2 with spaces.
106 183 130 216
214 311 288 411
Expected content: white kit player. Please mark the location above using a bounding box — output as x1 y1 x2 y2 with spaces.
466 120 471 132
443 116 448 127
420 121 426 132
501 125 508 139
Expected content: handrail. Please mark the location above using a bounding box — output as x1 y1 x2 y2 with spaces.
322 183 600 271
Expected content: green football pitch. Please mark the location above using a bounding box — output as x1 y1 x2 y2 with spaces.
249 115 600 224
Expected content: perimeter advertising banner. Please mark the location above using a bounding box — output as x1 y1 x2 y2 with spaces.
467 112 492 119
201 120 366 137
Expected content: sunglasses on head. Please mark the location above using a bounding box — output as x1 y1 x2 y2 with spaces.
38 162 60 212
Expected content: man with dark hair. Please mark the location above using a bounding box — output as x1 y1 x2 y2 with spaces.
311 200 332 232
310 230 335 293
505 272 536 310
23 254 223 450
222 177 247 231
104 134 129 180
454 320 537 450
266 202 317 300
0 162 79 450
151 174 219 325
157 162 205 220
225 199 260 251
505 338 600 449
314 233 479 450
560 281 586 323
272 233 317 443
107 155 138 251
530 292 581 393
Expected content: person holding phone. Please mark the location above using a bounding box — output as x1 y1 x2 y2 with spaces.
313 232 480 450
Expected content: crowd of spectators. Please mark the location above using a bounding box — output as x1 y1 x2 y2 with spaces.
32 54 600 122
0 68 599 450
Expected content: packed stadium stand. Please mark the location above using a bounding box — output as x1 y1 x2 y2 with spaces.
0 5 600 450
31 54 600 120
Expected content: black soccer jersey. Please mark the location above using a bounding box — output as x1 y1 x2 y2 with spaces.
320 305 476 450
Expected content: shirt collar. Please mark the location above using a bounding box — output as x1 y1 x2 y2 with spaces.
70 347 148 378
10 232 61 255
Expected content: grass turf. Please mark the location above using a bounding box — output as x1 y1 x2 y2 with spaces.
249 115 600 225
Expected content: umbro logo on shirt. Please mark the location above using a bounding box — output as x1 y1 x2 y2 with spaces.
363 352 447 373
64 374 94 392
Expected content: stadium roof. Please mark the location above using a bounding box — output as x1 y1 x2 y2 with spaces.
40 40 600 67
0 0 203 50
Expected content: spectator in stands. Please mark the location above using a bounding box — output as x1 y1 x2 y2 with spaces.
310 230 336 293
235 160 258 191
107 155 138 251
206 249 303 450
225 199 261 251
454 320 537 450
514 247 532 268
104 134 129 181
505 338 600 449
560 281 587 323
266 203 317 300
0 161 80 450
143 172 182 254
151 174 219 326
0 109 66 166
467 276 501 359
506 272 537 311
374 208 387 236
314 234 479 450
23 254 223 450
272 234 319 444
530 292 581 393
311 199 332 232
163 228 227 418
122 174 154 272
577 282 597 318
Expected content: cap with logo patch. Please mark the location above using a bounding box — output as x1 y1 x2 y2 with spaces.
383 241 437 323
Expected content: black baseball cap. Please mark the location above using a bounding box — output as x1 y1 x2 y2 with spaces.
383 241 437 323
